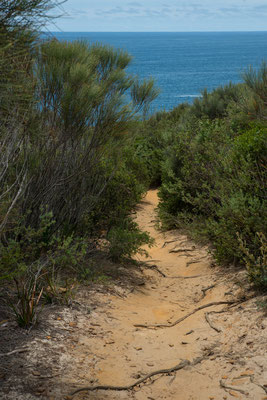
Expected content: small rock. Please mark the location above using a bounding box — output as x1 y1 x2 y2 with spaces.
32 371 41 376
181 341 188 345
229 391 241 398
147 363 154 367
135 347 142 351
169 344 174 347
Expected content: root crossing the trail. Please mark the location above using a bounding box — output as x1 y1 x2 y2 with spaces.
133 301 237 329
71 356 209 397
61 190 266 400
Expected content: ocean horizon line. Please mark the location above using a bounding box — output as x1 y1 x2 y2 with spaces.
49 30 267 34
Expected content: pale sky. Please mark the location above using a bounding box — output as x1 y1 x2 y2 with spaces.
50 0 267 32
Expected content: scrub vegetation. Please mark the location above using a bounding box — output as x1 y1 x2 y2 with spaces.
136 76 266 290
0 1 266 328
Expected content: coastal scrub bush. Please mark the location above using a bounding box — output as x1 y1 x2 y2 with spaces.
1 9 159 288
243 61 267 120
238 232 267 289
19 39 158 235
157 82 267 271
107 218 154 262
190 83 242 120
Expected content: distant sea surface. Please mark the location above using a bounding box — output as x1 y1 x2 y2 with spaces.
52 32 267 112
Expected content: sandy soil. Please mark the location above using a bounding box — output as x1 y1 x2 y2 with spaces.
0 190 266 400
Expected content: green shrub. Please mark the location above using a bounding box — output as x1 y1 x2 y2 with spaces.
10 275 43 328
190 83 243 120
158 105 266 270
238 232 267 289
107 219 154 262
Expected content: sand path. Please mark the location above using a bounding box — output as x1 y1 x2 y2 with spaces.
64 190 266 400
4 190 265 399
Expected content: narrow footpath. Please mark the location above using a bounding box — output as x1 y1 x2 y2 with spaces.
3 190 266 400
66 190 267 400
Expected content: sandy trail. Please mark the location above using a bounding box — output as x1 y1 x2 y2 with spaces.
64 190 266 400
2 190 266 400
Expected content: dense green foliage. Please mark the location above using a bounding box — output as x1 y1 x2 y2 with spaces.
1 1 266 327
135 78 266 289
0 0 158 313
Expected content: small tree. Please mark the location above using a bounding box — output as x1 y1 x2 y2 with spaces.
20 39 158 233
0 1 63 238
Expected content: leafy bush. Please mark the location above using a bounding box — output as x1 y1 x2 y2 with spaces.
107 219 154 262
157 82 267 271
238 232 267 289
243 61 267 120
191 83 242 120
1 30 159 285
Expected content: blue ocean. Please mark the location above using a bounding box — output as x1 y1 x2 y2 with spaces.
52 32 267 113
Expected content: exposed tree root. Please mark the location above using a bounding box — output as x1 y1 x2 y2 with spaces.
186 260 200 267
0 348 29 357
250 376 267 394
70 356 207 397
142 264 166 277
168 274 204 279
205 312 222 333
169 248 195 254
186 256 207 267
201 285 216 298
141 262 205 279
219 379 248 395
134 301 236 329
161 239 179 248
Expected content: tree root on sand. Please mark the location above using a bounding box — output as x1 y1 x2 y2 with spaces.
142 264 166 277
205 312 222 333
134 301 236 329
0 347 29 357
70 356 207 397
220 379 248 395
201 285 216 298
